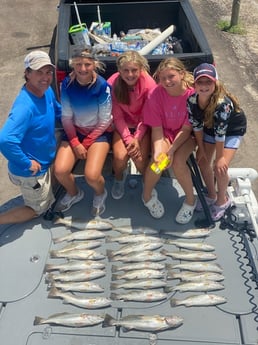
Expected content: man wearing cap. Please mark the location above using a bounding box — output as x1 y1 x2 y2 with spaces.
0 50 61 224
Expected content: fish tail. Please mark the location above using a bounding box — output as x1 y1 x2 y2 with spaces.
45 274 54 283
49 250 58 258
165 263 174 270
105 236 113 243
43 264 52 273
164 286 174 293
106 249 114 259
166 271 176 279
48 286 61 298
33 316 45 325
111 273 120 281
170 298 179 307
102 313 116 327
111 265 118 272
110 282 119 290
110 293 118 300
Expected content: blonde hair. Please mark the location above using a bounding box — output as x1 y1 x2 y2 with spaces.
203 81 240 128
68 48 106 87
113 51 150 105
153 57 194 88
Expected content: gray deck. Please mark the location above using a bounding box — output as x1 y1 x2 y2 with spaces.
0 174 257 345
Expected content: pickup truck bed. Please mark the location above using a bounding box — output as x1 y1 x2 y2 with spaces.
0 170 257 345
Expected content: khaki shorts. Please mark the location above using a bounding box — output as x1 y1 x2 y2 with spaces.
9 169 55 215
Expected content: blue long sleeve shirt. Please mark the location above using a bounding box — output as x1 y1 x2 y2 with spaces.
0 85 61 177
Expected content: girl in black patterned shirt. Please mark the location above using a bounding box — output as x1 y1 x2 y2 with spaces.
187 63 246 221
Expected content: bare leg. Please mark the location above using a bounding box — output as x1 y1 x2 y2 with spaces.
0 205 37 225
133 131 151 176
112 131 129 180
198 143 217 199
54 141 78 196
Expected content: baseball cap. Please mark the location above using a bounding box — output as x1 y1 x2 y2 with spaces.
24 51 55 70
193 63 218 82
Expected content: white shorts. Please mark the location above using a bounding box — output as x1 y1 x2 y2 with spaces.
9 169 55 215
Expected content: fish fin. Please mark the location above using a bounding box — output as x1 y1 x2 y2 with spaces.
102 313 116 327
33 316 44 325
170 298 179 307
121 326 130 333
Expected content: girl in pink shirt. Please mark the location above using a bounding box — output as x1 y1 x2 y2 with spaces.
108 51 156 200
142 58 196 224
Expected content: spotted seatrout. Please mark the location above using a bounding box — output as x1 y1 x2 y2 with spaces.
111 279 167 290
162 249 217 261
165 281 224 293
45 269 106 282
170 294 227 307
112 269 166 281
110 290 168 302
50 249 105 260
162 228 211 238
53 230 106 244
166 262 223 273
111 262 166 272
44 260 105 272
102 313 183 332
165 240 215 252
167 271 225 282
51 281 104 293
34 312 105 327
107 241 163 258
106 234 162 244
53 217 113 230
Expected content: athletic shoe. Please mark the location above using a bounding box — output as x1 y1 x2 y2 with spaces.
58 189 84 212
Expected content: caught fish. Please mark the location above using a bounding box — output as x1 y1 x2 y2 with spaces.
107 241 163 258
167 271 225 282
165 240 215 252
45 269 106 282
106 234 162 244
162 249 217 261
112 269 166 281
50 240 102 255
113 225 159 235
50 249 105 260
110 290 167 302
110 251 167 263
44 260 105 272
34 312 105 327
102 313 183 332
162 228 211 239
165 280 224 292
166 262 223 273
53 229 106 244
48 287 111 309
53 217 113 230
52 281 104 293
170 294 227 307
111 279 167 290
111 262 166 272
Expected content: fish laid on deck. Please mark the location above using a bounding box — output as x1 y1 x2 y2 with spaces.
112 269 166 281
162 228 211 238
113 225 159 235
165 240 215 252
34 312 105 327
50 240 102 254
165 281 224 293
48 287 111 309
45 269 106 282
166 262 223 273
109 251 167 263
102 313 183 332
111 262 166 272
110 290 168 302
50 249 105 260
170 294 227 307
106 234 162 244
162 249 217 261
107 241 163 258
167 271 225 282
44 260 105 272
111 279 167 290
53 229 106 244
51 281 104 293
53 217 113 230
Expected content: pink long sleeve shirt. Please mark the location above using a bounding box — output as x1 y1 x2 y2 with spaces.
108 72 156 146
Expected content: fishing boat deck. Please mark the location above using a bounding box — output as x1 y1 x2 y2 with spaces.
0 172 257 345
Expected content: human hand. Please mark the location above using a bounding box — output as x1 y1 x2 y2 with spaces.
29 160 42 175
73 144 87 160
127 139 141 160
214 157 228 176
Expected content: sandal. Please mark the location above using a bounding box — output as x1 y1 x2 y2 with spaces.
142 193 164 219
176 200 197 224
196 196 217 212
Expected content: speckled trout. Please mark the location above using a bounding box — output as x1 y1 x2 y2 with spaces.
166 262 223 273
111 262 166 272
106 234 162 244
165 280 224 292
162 228 211 238
44 260 105 272
170 294 227 307
53 230 106 244
53 217 113 230
102 313 183 332
50 249 105 260
107 241 163 258
52 281 104 293
34 312 105 327
165 240 215 252
111 279 167 290
110 290 167 302
167 271 225 282
162 249 217 261
45 269 106 282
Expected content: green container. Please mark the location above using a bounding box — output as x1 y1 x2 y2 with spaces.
69 24 91 46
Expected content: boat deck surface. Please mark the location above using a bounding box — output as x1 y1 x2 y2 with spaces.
0 174 257 345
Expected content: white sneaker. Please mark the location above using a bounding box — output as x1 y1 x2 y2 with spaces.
92 189 107 216
111 171 127 200
58 189 84 212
